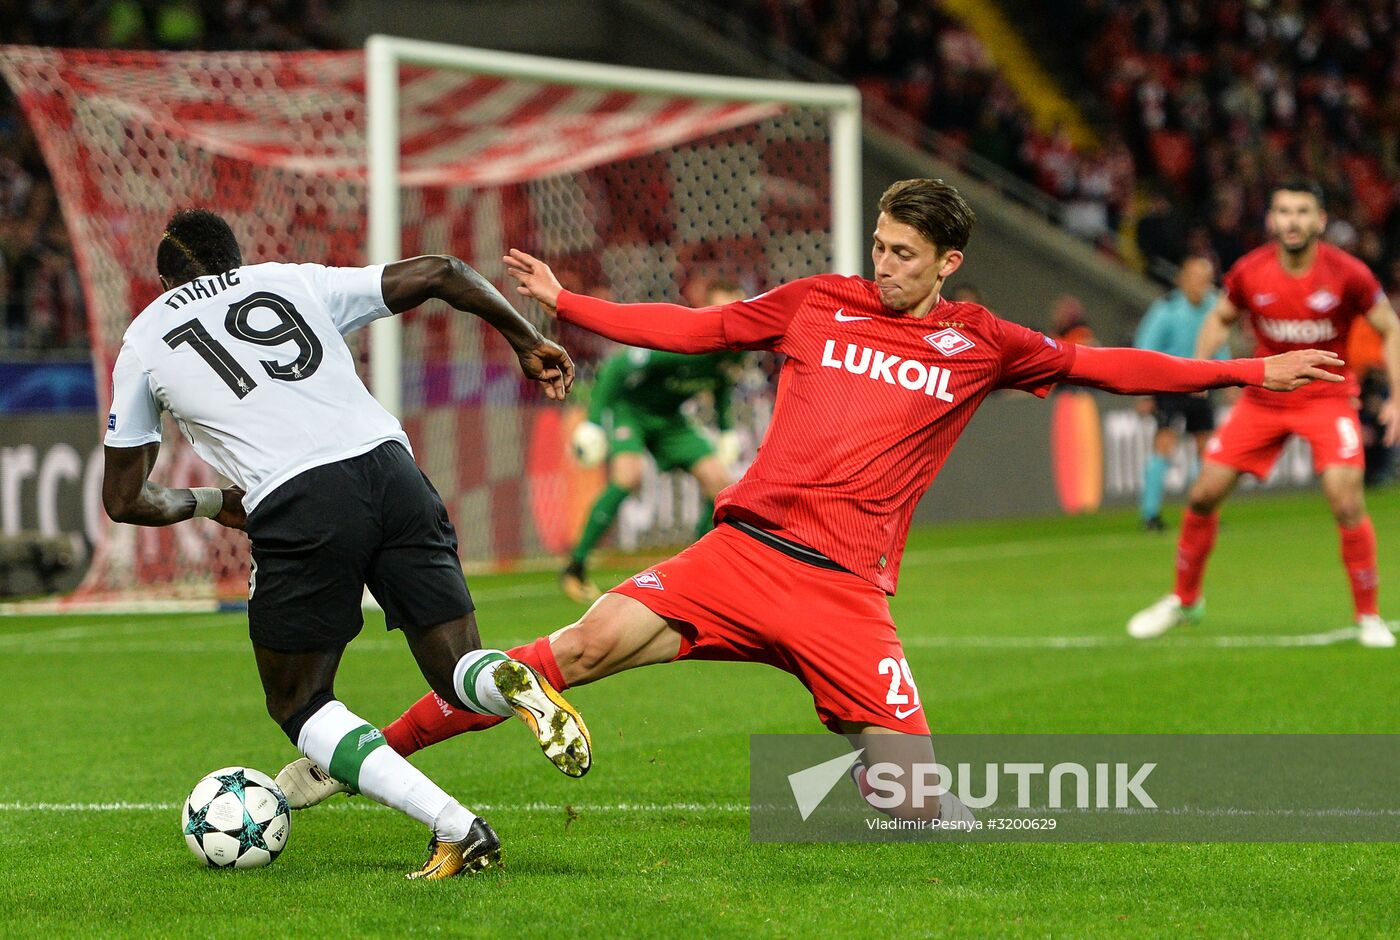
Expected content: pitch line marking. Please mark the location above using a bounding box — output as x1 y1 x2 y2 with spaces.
0 800 748 814
0 628 1373 656
902 628 1367 649
5 801 1400 819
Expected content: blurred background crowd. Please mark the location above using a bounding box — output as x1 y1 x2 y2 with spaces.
0 0 341 353
712 1 1399 294
5 0 1400 368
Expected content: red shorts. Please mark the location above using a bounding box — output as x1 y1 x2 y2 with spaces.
1204 394 1364 478
608 523 929 735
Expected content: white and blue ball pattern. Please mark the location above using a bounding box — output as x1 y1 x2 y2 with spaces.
182 767 291 869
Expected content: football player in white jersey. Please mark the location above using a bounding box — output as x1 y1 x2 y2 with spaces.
102 209 591 879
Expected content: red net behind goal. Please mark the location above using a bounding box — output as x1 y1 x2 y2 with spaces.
0 45 834 603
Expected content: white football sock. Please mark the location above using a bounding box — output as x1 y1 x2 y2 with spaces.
296 699 476 839
452 649 513 717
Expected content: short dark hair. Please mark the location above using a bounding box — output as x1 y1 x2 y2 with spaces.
877 178 976 253
157 209 241 283
1272 178 1326 209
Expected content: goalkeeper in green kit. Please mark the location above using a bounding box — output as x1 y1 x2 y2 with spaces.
562 281 747 603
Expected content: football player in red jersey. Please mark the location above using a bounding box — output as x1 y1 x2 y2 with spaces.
1129 180 1400 647
279 179 1342 821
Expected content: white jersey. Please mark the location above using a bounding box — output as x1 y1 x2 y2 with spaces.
105 261 408 512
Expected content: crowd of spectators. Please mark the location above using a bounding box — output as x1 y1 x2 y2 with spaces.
1078 0 1400 277
0 83 83 351
712 0 1400 303
707 0 1136 251
9 0 1400 352
0 0 342 353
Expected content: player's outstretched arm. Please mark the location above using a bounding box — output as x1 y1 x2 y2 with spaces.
103 443 245 529
381 255 573 400
1065 345 1345 394
503 248 730 354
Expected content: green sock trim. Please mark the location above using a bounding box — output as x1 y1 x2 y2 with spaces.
460 651 510 713
328 724 386 790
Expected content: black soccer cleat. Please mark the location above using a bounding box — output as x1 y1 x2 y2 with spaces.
407 817 501 880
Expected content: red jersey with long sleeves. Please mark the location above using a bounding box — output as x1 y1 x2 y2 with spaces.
1223 242 1382 406
561 273 1076 594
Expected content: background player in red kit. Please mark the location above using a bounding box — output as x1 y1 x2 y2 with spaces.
1128 180 1400 646
279 179 1343 820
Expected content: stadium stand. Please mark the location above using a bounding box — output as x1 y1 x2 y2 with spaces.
0 0 344 351
694 0 1135 256
700 0 1400 297
1074 0 1400 278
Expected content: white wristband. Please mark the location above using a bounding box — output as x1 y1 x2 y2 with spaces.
190 487 224 519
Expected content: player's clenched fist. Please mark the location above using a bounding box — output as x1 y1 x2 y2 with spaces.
1261 348 1346 391
503 249 563 313
516 336 574 401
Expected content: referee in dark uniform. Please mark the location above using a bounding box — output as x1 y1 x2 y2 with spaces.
1134 256 1228 530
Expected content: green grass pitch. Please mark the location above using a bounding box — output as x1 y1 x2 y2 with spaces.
3 487 1400 937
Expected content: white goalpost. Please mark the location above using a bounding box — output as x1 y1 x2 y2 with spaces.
0 37 861 607
363 35 862 418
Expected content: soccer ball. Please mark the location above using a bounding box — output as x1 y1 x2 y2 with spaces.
570 420 609 468
181 767 291 869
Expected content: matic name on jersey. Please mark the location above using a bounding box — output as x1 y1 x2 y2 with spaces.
105 262 406 512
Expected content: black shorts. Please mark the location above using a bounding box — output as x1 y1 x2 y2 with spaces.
245 440 473 652
1153 393 1216 434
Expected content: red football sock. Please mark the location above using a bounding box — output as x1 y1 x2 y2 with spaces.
383 636 568 757
382 691 479 756
518 634 568 692
1173 509 1219 606
1340 517 1380 618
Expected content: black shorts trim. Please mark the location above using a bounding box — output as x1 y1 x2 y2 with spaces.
245 441 473 652
723 518 851 573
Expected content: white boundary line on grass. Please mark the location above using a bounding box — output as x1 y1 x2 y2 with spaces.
6 800 1400 818
0 800 748 813
902 627 1365 650
0 627 1370 655
0 581 564 618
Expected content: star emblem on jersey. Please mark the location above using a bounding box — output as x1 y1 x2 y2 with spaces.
924 328 975 357
1306 289 1339 312
631 571 664 590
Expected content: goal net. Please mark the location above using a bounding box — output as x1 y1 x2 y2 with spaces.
0 39 857 606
